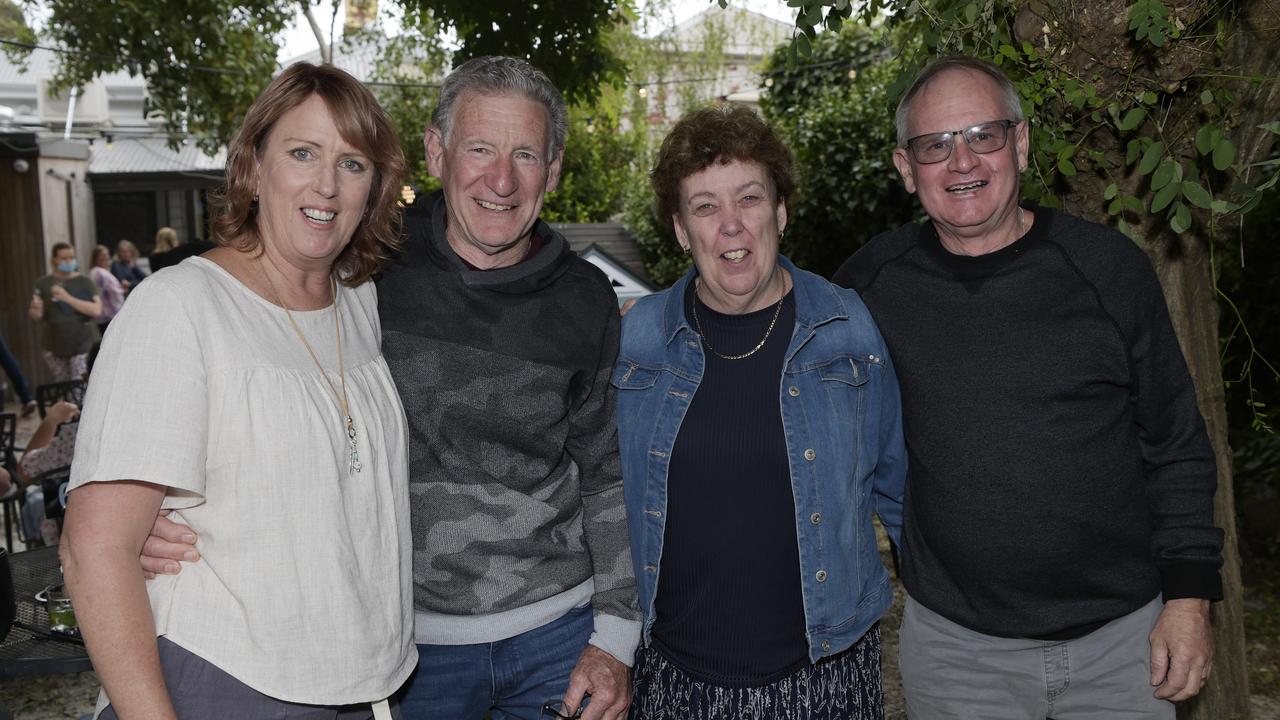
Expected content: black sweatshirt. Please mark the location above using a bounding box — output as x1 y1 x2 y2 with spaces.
833 207 1223 638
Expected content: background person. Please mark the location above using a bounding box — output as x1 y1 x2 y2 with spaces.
28 242 101 381
833 55 1222 718
89 244 126 333
16 399 80 546
110 239 148 290
148 226 217 273
617 104 905 720
0 330 37 416
62 62 414 720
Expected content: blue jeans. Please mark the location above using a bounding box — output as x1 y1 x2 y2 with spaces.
397 606 593 720
0 333 32 404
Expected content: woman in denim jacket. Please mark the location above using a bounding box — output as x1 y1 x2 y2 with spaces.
614 105 907 720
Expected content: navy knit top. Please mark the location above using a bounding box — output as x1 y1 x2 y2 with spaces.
650 279 808 686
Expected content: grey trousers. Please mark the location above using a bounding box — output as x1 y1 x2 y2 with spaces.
899 596 1174 720
98 636 403 720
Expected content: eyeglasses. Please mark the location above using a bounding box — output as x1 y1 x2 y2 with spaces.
540 702 584 719
904 120 1017 164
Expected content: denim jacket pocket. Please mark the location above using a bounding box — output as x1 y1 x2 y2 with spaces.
817 357 871 428
611 361 661 390
817 356 872 387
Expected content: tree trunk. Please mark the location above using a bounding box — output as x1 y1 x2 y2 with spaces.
1144 222 1251 720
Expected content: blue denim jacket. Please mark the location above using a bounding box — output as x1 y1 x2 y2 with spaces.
613 257 906 663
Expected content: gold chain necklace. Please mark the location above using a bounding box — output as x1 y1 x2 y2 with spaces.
691 271 788 361
259 259 361 475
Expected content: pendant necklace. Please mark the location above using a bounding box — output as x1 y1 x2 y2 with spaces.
691 268 788 361
260 259 361 475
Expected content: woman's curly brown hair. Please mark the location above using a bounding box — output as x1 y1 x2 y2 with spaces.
650 104 795 234
209 62 406 286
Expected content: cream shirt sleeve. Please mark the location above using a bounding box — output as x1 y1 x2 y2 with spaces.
70 275 208 508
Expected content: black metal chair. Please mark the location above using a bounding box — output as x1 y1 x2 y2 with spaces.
35 381 85 419
37 466 72 522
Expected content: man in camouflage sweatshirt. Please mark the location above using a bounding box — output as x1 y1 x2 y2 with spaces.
379 57 639 720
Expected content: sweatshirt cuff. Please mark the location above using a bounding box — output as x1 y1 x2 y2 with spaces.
588 614 643 668
1160 562 1223 602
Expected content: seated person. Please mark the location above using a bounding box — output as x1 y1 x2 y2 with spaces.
16 400 79 546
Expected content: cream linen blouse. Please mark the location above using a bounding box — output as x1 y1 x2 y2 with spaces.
70 257 416 704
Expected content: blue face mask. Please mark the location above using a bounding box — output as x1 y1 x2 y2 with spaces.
56 260 78 273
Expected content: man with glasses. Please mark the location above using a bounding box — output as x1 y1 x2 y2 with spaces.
834 56 1222 718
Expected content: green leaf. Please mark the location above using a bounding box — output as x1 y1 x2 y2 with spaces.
1151 182 1180 213
999 44 1019 60
1194 124 1216 155
1213 137 1236 170
1200 89 1214 105
795 32 812 59
1119 108 1146 131
1141 91 1157 105
1181 180 1212 209
965 2 978 23
1211 199 1239 214
1260 121 1280 135
1108 197 1123 215
1104 183 1118 200
1151 158 1176 191
1138 141 1165 175
1058 157 1077 176
1170 202 1191 233
1127 139 1142 165
1122 195 1146 213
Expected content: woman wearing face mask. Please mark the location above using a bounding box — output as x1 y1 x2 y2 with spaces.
29 242 102 380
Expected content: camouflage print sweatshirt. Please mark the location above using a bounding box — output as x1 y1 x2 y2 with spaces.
378 193 642 663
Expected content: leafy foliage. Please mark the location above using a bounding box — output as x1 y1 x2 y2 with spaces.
20 0 293 155
14 0 630 153
541 104 645 224
770 0 1279 242
398 0 629 107
352 19 449 196
760 23 915 277
0 0 35 53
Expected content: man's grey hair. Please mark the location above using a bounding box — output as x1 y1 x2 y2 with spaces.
895 56 1025 147
431 56 568 160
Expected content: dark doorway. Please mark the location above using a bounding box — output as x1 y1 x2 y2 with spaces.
94 191 157 255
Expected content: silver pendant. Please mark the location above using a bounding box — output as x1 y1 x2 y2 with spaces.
346 416 362 474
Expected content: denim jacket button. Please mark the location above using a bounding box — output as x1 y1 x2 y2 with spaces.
788 385 800 397
804 448 816 461
810 512 822 524
821 639 831 653
815 570 827 582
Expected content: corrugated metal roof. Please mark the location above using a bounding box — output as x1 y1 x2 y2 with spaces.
88 137 225 176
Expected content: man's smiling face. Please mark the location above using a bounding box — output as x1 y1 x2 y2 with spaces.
426 91 563 269
892 68 1028 246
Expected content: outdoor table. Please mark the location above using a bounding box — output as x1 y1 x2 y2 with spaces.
0 544 92 678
